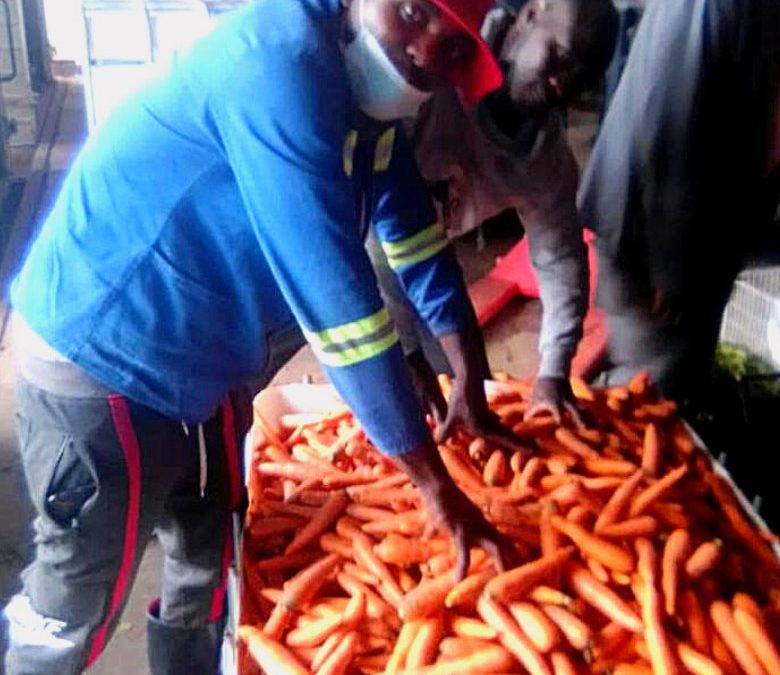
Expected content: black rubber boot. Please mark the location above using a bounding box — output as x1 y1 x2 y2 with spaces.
146 600 224 675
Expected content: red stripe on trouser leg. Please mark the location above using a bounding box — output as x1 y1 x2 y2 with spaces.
221 398 242 511
86 395 142 667
208 518 233 621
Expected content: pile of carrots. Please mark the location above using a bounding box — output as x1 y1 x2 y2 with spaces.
238 373 780 675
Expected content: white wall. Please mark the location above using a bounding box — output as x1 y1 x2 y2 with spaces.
41 0 86 63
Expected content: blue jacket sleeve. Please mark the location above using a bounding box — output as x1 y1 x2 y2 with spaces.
369 125 472 337
209 46 430 455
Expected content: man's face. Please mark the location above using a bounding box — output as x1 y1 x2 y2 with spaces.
499 0 577 109
347 0 476 92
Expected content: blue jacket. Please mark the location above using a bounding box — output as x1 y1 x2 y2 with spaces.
11 0 471 455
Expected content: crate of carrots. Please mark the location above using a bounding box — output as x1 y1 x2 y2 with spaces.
237 373 780 675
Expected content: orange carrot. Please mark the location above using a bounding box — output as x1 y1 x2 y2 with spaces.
247 516 305 539
485 547 575 601
342 590 365 628
733 606 780 675
477 595 553 675
595 469 646 533
373 533 450 566
445 568 495 609
686 540 722 580
517 456 547 491
733 592 763 618
627 370 652 398
257 461 326 482
566 563 642 632
676 641 724 675
285 491 348 555
385 620 421 673
583 458 639 477
401 644 516 674
439 445 485 491
613 663 654 675
555 428 600 459
406 612 446 668
635 538 681 675
438 636 490 658
255 550 323 572
318 533 355 560
309 629 347 673
662 529 692 616
361 510 424 537
239 625 309 675
567 505 593 527
530 586 574 608
509 601 561 653
399 570 457 621
540 500 565 556
629 464 688 517
541 603 591 651
551 650 580 675
681 589 711 654
335 572 392 620
351 536 404 606
710 600 767 675
587 556 611 584
345 502 397 522
285 612 343 648
550 515 636 573
571 376 597 402
315 630 358 675
599 516 659 539
483 449 509 487
641 423 663 477
449 615 498 640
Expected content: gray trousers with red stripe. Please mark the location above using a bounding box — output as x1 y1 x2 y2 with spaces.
4 378 252 675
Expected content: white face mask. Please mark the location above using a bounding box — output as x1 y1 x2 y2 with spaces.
343 0 433 121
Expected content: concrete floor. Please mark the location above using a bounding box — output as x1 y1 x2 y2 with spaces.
0 68 596 674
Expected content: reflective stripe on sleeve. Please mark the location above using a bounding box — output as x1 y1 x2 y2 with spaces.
380 222 449 270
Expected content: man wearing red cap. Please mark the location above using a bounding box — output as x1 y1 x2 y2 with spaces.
4 0 516 673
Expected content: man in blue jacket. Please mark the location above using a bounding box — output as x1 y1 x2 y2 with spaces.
3 0 516 672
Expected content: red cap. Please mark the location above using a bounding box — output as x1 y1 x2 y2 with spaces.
425 0 504 106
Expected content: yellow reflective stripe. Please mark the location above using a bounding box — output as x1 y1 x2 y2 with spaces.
386 238 449 270
305 307 399 367
373 127 396 172
381 222 449 269
343 130 358 177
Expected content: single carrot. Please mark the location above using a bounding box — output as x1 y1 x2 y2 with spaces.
629 464 688 517
594 470 646 533
733 606 780 675
406 612 446 668
342 561 377 585
587 556 611 584
484 547 574 601
345 502 396 522
422 550 456 578
484 449 509 486
613 663 654 675
599 516 659 539
540 500 565 557
342 590 365 628
662 529 692 616
732 592 763 618
550 515 636 573
257 462 325 482
318 533 354 560
315 630 358 675
529 586 574 608
239 625 309 675
711 629 742 675
551 650 579 675
309 629 346 673
285 491 348 555
583 457 639 477
385 620 421 674
627 370 652 398
351 536 404 606
686 540 722 580
335 572 392 620
438 636 490 658
399 570 457 621
285 613 343 648
254 550 323 572
373 533 450 566
477 595 553 675
582 476 627 491
565 563 642 633
676 640 724 675
449 615 498 640
635 538 682 675
246 516 305 539
517 456 547 491
445 568 495 609
555 428 600 459
439 445 485 491
509 601 561 653
680 589 711 654
570 376 597 402
541 604 592 650
641 423 663 477
566 505 593 528
710 600 767 675
399 644 516 674
362 511 424 537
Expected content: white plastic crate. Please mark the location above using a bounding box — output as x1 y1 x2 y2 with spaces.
719 265 780 369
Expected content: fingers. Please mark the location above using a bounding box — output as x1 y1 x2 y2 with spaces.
478 537 506 574
525 401 562 425
454 533 470 582
433 410 456 444
564 401 585 429
426 390 448 428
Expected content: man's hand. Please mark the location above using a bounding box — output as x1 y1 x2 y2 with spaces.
405 349 448 425
393 442 509 580
526 376 583 427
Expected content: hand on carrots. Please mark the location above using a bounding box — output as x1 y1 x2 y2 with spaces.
394 442 511 581
526 376 584 428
